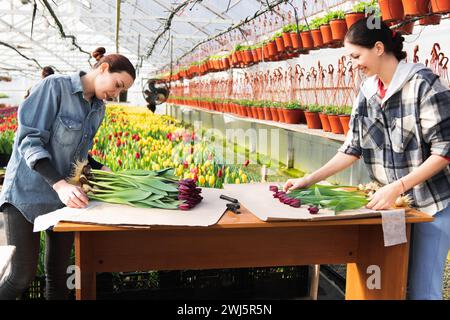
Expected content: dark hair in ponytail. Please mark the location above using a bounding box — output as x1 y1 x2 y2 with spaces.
92 47 136 80
345 18 407 61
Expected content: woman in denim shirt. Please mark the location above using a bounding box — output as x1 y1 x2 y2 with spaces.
0 47 135 299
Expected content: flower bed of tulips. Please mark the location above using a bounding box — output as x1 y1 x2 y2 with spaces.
90 105 257 188
0 107 18 156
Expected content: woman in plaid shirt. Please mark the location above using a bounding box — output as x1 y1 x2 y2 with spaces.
284 18 450 300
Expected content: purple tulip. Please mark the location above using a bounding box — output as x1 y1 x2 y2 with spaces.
308 206 319 214
269 185 279 192
179 203 191 211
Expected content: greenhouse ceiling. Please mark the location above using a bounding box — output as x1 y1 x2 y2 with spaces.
0 0 348 78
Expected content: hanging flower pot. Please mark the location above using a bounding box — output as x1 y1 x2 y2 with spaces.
328 115 344 134
320 24 333 45
263 44 270 60
330 19 348 42
339 115 351 135
305 111 322 129
282 32 293 48
311 29 324 48
419 14 442 25
401 0 430 17
222 57 230 70
345 12 366 29
267 41 278 57
300 31 314 50
236 51 243 64
430 0 450 13
243 50 253 65
290 32 303 50
378 0 405 22
256 47 263 61
390 21 415 35
251 49 259 63
319 112 331 132
275 36 285 53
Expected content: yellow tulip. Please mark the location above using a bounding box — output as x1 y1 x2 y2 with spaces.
235 178 241 184
198 175 206 185
208 175 215 187
241 174 247 183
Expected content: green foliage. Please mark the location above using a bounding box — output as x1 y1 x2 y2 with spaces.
306 104 323 113
328 10 345 20
353 0 378 13
287 185 369 214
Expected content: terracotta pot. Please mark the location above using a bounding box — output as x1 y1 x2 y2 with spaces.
263 107 273 121
419 14 442 25
251 49 259 63
243 50 253 65
283 109 303 124
339 115 351 135
290 32 303 50
330 19 348 42
305 111 322 129
379 0 405 22
300 31 314 50
390 21 415 34
256 107 265 120
277 108 286 122
328 115 344 134
256 47 263 61
267 41 278 57
231 52 238 65
282 32 293 48
319 113 331 132
270 108 279 122
311 29 324 48
430 0 450 13
345 12 366 29
275 36 285 53
320 25 333 45
236 50 243 63
263 44 270 60
401 0 430 17
222 57 230 70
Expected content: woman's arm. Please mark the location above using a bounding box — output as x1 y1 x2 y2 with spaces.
284 152 360 191
366 155 448 210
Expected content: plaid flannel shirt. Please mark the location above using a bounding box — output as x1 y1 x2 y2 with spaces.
339 64 450 215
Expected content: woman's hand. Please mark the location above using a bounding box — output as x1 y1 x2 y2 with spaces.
101 165 112 172
366 180 403 211
52 180 89 208
283 177 313 192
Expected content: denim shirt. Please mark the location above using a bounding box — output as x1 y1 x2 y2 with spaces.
0 72 105 223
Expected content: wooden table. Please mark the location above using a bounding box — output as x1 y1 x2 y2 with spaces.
54 207 433 300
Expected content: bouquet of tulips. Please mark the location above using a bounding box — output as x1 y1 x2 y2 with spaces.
270 184 369 214
69 161 203 210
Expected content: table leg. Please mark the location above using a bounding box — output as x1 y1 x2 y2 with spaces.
345 224 411 300
75 232 96 300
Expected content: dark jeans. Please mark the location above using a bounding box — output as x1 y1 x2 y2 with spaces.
0 204 74 300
